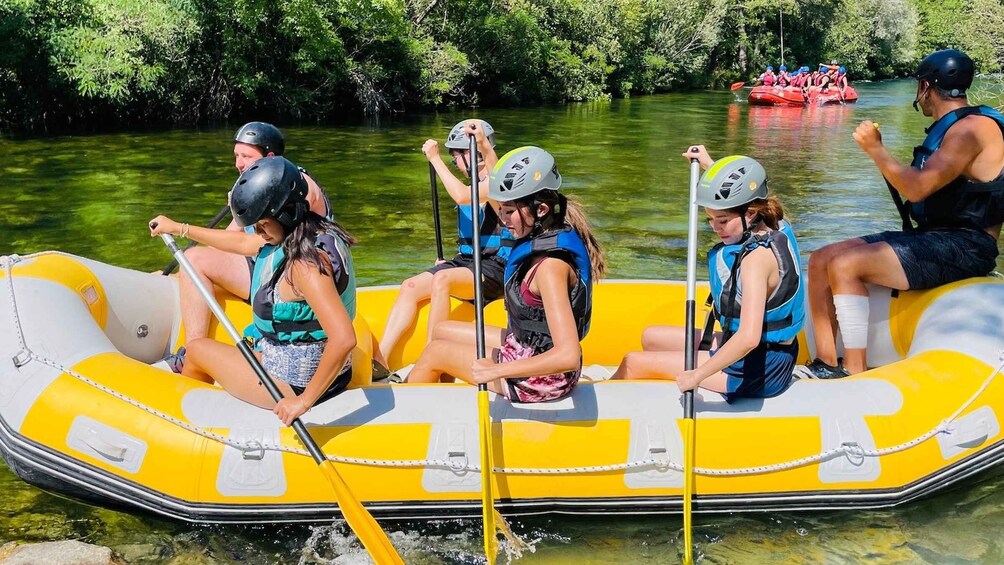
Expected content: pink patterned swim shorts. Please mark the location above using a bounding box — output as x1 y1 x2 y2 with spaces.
494 333 580 403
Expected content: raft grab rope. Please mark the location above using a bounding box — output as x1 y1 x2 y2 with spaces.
3 253 1004 477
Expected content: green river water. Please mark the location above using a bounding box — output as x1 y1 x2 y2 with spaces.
2 79 1004 563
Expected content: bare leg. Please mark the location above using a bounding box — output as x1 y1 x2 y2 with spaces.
179 247 251 342
378 271 434 367
806 238 868 366
828 241 908 374
183 338 296 407
641 325 706 352
611 350 724 392
427 268 476 343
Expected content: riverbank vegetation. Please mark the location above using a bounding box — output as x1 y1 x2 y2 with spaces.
1 0 1001 132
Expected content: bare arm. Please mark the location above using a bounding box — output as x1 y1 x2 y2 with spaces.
149 215 265 256
272 259 356 425
472 258 581 382
854 117 985 202
687 247 773 383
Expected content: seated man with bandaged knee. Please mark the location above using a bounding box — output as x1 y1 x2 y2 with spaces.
799 49 1004 379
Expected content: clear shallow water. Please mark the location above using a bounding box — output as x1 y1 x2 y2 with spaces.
2 79 1003 563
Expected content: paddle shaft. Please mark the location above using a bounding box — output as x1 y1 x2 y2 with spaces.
156 231 403 564
430 162 445 261
681 153 701 565
468 132 499 565
160 204 231 275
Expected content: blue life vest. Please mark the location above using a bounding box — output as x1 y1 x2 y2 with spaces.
249 229 356 343
707 220 804 344
503 226 593 354
909 105 1004 231
457 204 514 260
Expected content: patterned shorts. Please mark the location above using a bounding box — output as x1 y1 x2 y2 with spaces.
260 337 352 393
493 333 580 403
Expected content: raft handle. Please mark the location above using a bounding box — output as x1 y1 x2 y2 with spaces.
447 450 469 474
839 441 866 467
241 440 265 461
84 429 128 462
12 350 30 368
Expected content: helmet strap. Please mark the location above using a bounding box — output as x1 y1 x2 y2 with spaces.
275 201 307 232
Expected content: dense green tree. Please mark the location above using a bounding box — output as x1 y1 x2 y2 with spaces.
0 0 995 132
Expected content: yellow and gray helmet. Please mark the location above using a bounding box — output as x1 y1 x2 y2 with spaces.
489 146 561 202
697 155 768 210
444 119 496 149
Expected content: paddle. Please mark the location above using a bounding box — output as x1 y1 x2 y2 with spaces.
730 82 745 91
467 132 500 564
872 122 914 232
430 162 445 261
154 228 404 565
160 204 231 275
681 148 701 565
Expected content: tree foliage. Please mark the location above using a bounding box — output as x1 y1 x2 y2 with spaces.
0 0 997 132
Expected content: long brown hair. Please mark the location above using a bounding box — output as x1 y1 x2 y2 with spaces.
281 211 357 283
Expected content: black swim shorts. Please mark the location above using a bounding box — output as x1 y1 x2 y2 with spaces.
426 253 507 301
860 228 999 290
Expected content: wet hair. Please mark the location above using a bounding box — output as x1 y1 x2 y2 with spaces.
280 211 357 284
727 195 786 230
513 189 607 281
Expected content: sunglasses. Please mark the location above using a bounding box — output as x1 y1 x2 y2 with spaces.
450 152 469 167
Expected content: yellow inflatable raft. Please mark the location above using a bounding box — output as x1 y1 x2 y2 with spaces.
1 251 1003 523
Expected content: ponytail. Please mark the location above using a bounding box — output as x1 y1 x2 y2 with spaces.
563 196 607 281
744 195 786 230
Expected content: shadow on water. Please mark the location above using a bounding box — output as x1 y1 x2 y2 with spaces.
2 78 1004 562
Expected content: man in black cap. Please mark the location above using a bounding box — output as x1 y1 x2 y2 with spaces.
800 49 1004 379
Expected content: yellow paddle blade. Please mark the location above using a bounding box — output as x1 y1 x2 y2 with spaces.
319 460 404 565
479 390 499 564
493 509 529 553
681 417 696 565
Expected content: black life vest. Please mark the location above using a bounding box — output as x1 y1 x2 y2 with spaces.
503 227 592 354
909 105 1004 231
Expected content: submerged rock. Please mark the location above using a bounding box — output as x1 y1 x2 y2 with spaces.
0 540 126 565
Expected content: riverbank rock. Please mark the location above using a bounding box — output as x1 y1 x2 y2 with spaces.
0 540 126 565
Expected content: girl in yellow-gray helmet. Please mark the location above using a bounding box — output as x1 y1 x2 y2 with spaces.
407 147 606 403
613 146 805 403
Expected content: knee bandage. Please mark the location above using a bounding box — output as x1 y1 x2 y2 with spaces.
833 294 869 350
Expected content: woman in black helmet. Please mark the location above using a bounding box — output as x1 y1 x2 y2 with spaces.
407 146 606 403
802 48 1004 379
171 122 332 358
150 157 356 425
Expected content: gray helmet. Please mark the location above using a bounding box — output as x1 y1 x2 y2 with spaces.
230 156 307 228
444 119 496 149
697 155 768 210
233 122 285 156
489 146 561 202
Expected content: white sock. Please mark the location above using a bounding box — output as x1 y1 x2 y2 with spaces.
833 294 869 350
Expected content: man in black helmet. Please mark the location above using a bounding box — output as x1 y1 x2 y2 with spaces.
801 48 1004 379
171 122 331 353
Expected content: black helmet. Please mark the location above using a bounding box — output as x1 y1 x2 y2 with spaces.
914 49 974 96
233 122 286 156
230 156 307 229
